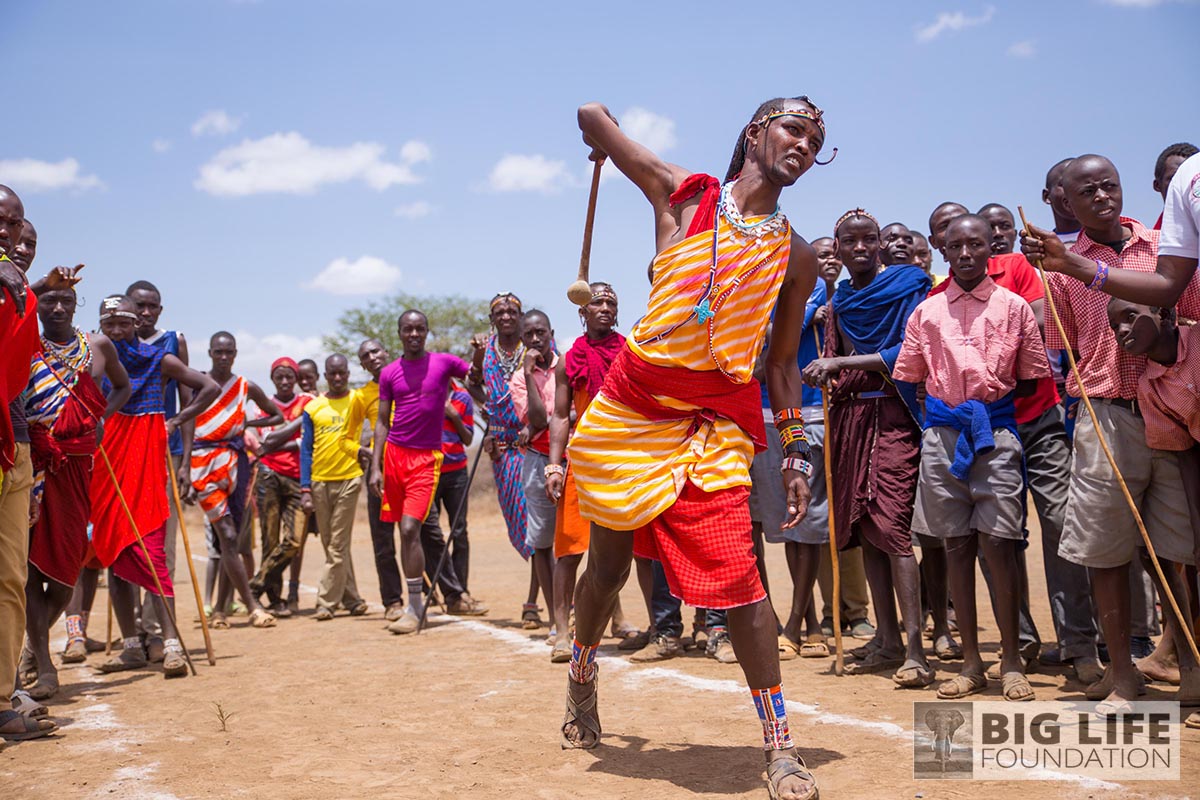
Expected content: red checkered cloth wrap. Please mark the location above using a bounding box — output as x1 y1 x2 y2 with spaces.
669 173 721 238
601 347 767 609
28 371 107 587
564 331 625 400
1 284 41 470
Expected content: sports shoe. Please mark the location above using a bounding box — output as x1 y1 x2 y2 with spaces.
447 595 489 616
707 630 738 664
387 612 420 635
1130 636 1155 660
384 602 405 622
848 618 876 641
630 632 681 663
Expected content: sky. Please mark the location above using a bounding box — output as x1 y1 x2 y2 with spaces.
3 0 1199 387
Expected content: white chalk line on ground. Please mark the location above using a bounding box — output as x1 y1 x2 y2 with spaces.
434 618 1125 792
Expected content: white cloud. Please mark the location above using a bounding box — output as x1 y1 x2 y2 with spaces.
191 109 243 137
621 107 677 153
394 201 433 219
1006 40 1036 58
914 6 995 43
195 132 431 196
305 255 402 295
228 330 326 389
487 154 572 193
151 139 172 154
0 158 103 193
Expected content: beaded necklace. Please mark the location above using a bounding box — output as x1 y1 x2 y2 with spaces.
41 329 91 377
491 336 526 379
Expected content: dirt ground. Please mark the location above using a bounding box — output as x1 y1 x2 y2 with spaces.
3 478 1197 800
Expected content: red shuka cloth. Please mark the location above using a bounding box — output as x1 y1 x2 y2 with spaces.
110 524 174 597
564 331 625 401
1 285 41 470
28 372 107 587
89 412 169 567
600 346 768 452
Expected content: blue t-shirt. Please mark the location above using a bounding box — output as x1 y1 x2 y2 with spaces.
761 282 826 409
142 329 182 454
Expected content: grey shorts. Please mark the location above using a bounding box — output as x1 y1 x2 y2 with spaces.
754 410 828 545
1059 402 1195 569
521 449 557 551
911 426 1025 541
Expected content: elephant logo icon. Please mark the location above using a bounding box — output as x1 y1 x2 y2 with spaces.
913 701 973 779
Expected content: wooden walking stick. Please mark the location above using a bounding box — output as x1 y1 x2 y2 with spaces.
1018 206 1200 666
96 445 197 676
566 158 605 306
166 449 216 666
821 390 845 676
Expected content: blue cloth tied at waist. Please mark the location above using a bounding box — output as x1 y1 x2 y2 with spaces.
924 394 1018 480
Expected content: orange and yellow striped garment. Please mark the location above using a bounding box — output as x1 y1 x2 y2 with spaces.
190 376 249 522
568 215 790 531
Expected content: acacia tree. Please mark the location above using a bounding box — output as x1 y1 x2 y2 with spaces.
323 293 490 361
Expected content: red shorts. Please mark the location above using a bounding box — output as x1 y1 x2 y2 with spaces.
633 482 765 610
382 444 442 524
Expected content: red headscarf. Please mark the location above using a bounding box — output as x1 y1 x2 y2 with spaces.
270 356 300 377
564 331 625 401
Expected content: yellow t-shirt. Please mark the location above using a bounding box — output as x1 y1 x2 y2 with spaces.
304 393 364 483
347 380 381 450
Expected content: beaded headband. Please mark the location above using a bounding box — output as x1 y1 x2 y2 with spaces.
834 208 879 237
99 296 136 321
489 292 522 313
746 102 838 166
589 285 618 304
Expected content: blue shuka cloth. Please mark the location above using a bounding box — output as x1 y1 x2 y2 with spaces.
831 264 931 421
924 394 1018 480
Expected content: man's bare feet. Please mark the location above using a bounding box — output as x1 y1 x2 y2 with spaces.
765 749 819 800
1086 667 1144 702
26 673 58 701
561 675 601 749
1136 654 1181 685
1177 666 1200 706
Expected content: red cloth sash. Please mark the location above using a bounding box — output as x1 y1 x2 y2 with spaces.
600 346 767 452
669 174 721 238
89 412 168 566
29 372 106 475
0 285 40 469
564 331 625 400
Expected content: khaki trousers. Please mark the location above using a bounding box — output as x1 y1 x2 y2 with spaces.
0 443 32 695
314 477 363 612
817 544 870 623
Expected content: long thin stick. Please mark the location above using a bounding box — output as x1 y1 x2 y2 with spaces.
567 159 605 305
821 391 844 676
97 445 196 676
417 419 489 633
104 590 113 656
1018 205 1200 666
166 450 215 666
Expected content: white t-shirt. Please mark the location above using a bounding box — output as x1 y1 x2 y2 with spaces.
1159 151 1200 260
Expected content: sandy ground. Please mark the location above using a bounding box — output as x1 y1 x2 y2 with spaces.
3 476 1197 800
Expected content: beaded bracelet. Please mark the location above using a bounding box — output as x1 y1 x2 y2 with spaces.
1086 260 1109 292
543 463 565 479
780 456 814 477
773 408 805 426
779 425 809 449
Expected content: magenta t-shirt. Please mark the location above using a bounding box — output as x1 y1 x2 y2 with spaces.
379 353 471 450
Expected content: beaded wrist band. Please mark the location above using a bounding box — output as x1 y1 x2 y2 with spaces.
1087 260 1109 292
543 463 565 479
781 456 814 477
779 424 809 448
773 408 805 426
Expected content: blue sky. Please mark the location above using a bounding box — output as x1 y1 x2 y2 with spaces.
3 0 1199 386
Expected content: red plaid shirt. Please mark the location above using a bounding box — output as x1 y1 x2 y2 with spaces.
1046 217 1200 399
1140 324 1200 451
